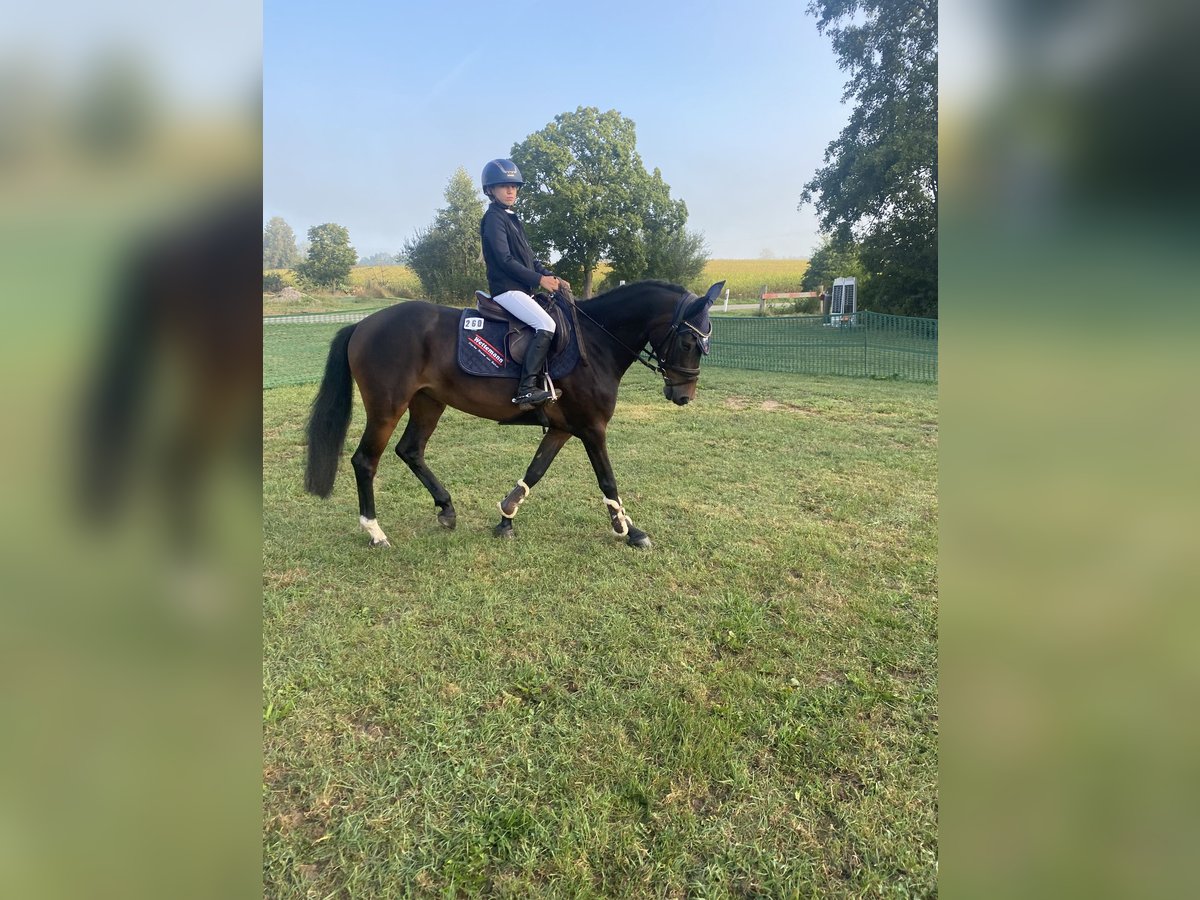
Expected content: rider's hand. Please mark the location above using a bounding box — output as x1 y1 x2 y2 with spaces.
539 274 560 292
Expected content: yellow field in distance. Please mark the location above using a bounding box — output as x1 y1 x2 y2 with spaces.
266 258 809 302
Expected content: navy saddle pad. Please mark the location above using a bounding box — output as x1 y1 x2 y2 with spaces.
456 297 580 380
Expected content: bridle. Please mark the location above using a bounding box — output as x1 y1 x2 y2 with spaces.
575 290 712 388
648 292 713 386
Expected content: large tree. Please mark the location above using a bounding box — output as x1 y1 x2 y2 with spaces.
622 168 709 288
296 223 357 288
801 235 865 292
511 107 702 297
263 216 300 269
401 167 487 304
799 0 937 317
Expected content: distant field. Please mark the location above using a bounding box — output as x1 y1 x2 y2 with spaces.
264 265 423 296
264 258 809 314
347 264 424 298
688 259 810 301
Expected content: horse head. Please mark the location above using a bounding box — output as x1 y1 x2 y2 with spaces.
658 281 723 405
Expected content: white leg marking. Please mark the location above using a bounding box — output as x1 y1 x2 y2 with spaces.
359 515 390 545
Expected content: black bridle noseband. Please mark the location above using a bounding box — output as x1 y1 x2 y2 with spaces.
576 290 712 388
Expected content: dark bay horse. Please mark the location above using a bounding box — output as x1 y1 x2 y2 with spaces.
304 279 724 549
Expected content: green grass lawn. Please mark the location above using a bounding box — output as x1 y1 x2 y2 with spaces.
263 368 938 898
263 293 405 317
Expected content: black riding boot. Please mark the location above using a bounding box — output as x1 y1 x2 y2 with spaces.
513 330 555 407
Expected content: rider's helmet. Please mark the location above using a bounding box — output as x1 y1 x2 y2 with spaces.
481 159 524 194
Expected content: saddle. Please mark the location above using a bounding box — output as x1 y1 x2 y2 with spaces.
457 291 580 380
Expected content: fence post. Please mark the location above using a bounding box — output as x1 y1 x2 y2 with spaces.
759 285 767 315
862 312 870 377
724 288 729 312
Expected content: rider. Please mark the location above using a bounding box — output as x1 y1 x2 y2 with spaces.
479 158 571 407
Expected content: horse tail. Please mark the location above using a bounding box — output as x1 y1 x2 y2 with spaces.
304 323 357 498
78 256 155 520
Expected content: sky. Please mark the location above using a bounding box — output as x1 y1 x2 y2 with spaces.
264 0 852 261
4 0 260 109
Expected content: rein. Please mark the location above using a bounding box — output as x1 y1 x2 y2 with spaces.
572 290 711 386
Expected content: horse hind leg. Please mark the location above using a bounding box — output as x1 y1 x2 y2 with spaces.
394 393 456 529
350 408 405 548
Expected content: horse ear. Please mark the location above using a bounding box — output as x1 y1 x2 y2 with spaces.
685 293 712 318
704 281 726 302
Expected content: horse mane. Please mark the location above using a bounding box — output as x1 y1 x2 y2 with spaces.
581 279 688 310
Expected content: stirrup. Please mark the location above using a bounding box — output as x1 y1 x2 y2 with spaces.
512 372 560 410
512 388 559 410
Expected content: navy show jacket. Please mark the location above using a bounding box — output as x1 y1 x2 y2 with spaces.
480 201 552 296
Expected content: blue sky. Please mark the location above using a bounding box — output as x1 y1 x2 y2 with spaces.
265 0 850 260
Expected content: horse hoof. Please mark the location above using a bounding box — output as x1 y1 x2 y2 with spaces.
627 532 652 550
437 513 457 529
369 538 391 549
493 522 514 539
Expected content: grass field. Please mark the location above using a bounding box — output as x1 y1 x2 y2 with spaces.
263 367 938 897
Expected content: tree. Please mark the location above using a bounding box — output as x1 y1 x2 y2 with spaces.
801 235 865 292
263 216 300 269
644 227 711 286
602 227 710 293
511 107 703 297
799 0 937 317
296 223 357 288
401 167 487 304
636 169 709 286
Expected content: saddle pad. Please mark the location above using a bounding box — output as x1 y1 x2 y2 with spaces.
456 299 580 380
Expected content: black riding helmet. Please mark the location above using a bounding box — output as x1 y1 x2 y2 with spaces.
481 158 524 195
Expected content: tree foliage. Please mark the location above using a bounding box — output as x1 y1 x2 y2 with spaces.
263 216 300 269
511 107 705 297
296 223 357 288
801 235 865 292
401 167 487 304
799 0 937 317
601 227 710 293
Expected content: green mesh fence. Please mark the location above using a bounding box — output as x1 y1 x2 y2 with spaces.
264 310 382 389
264 308 937 389
707 311 938 382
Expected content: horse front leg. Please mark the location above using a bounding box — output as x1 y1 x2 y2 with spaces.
493 428 572 539
580 427 651 549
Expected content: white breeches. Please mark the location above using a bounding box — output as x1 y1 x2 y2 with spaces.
493 290 556 333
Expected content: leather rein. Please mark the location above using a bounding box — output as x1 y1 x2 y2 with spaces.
571 290 712 388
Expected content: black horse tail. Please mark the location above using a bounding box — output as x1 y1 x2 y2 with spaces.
304 323 357 498
78 255 154 521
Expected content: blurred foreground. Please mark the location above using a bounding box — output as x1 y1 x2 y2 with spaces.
0 9 261 898
942 1 1200 896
